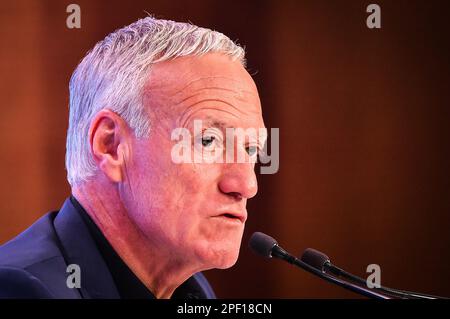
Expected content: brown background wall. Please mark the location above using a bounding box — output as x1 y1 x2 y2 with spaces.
0 0 449 298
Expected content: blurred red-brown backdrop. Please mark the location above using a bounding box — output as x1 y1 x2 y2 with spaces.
1 0 449 298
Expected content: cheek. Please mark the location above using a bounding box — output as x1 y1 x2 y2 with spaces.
126 164 211 242
128 138 234 241
167 166 231 245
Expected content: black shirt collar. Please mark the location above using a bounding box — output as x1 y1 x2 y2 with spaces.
70 195 202 299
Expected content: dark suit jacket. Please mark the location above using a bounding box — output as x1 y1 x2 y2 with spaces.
0 198 216 298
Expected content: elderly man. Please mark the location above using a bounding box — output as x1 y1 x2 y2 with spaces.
0 17 265 298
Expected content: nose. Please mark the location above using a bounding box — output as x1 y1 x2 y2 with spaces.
218 163 258 200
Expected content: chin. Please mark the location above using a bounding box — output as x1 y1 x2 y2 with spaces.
215 257 239 270
195 242 241 270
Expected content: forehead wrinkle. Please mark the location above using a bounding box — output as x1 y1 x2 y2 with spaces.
180 97 249 118
146 72 262 130
171 81 257 109
174 87 250 106
171 83 258 125
171 76 256 96
179 107 240 129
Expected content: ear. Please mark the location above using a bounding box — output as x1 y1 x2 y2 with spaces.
89 109 130 183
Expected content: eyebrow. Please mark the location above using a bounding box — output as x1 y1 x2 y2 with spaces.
203 118 229 130
203 118 267 150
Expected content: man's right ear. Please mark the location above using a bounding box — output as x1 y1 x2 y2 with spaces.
89 109 130 183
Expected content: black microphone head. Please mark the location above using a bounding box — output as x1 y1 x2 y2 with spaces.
249 232 278 258
301 248 330 271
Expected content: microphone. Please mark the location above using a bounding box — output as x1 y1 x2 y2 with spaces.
301 247 446 299
248 232 390 299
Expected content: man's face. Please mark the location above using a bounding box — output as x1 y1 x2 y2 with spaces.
122 53 265 270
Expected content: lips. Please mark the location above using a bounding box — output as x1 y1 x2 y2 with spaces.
217 211 247 223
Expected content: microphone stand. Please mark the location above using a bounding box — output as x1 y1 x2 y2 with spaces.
271 245 392 299
321 259 444 299
300 248 448 299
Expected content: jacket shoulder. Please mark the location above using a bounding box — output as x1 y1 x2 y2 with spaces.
0 212 61 269
0 266 54 298
0 211 81 299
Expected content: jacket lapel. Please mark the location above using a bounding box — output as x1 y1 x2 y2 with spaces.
53 198 120 299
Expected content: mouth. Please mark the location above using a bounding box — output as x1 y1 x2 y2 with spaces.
217 212 247 224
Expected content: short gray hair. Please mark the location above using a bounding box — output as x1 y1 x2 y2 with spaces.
66 16 246 186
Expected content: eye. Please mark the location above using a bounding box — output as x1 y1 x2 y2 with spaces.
202 136 216 147
245 145 258 157
197 128 223 152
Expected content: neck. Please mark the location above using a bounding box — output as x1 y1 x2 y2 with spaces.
72 181 198 299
